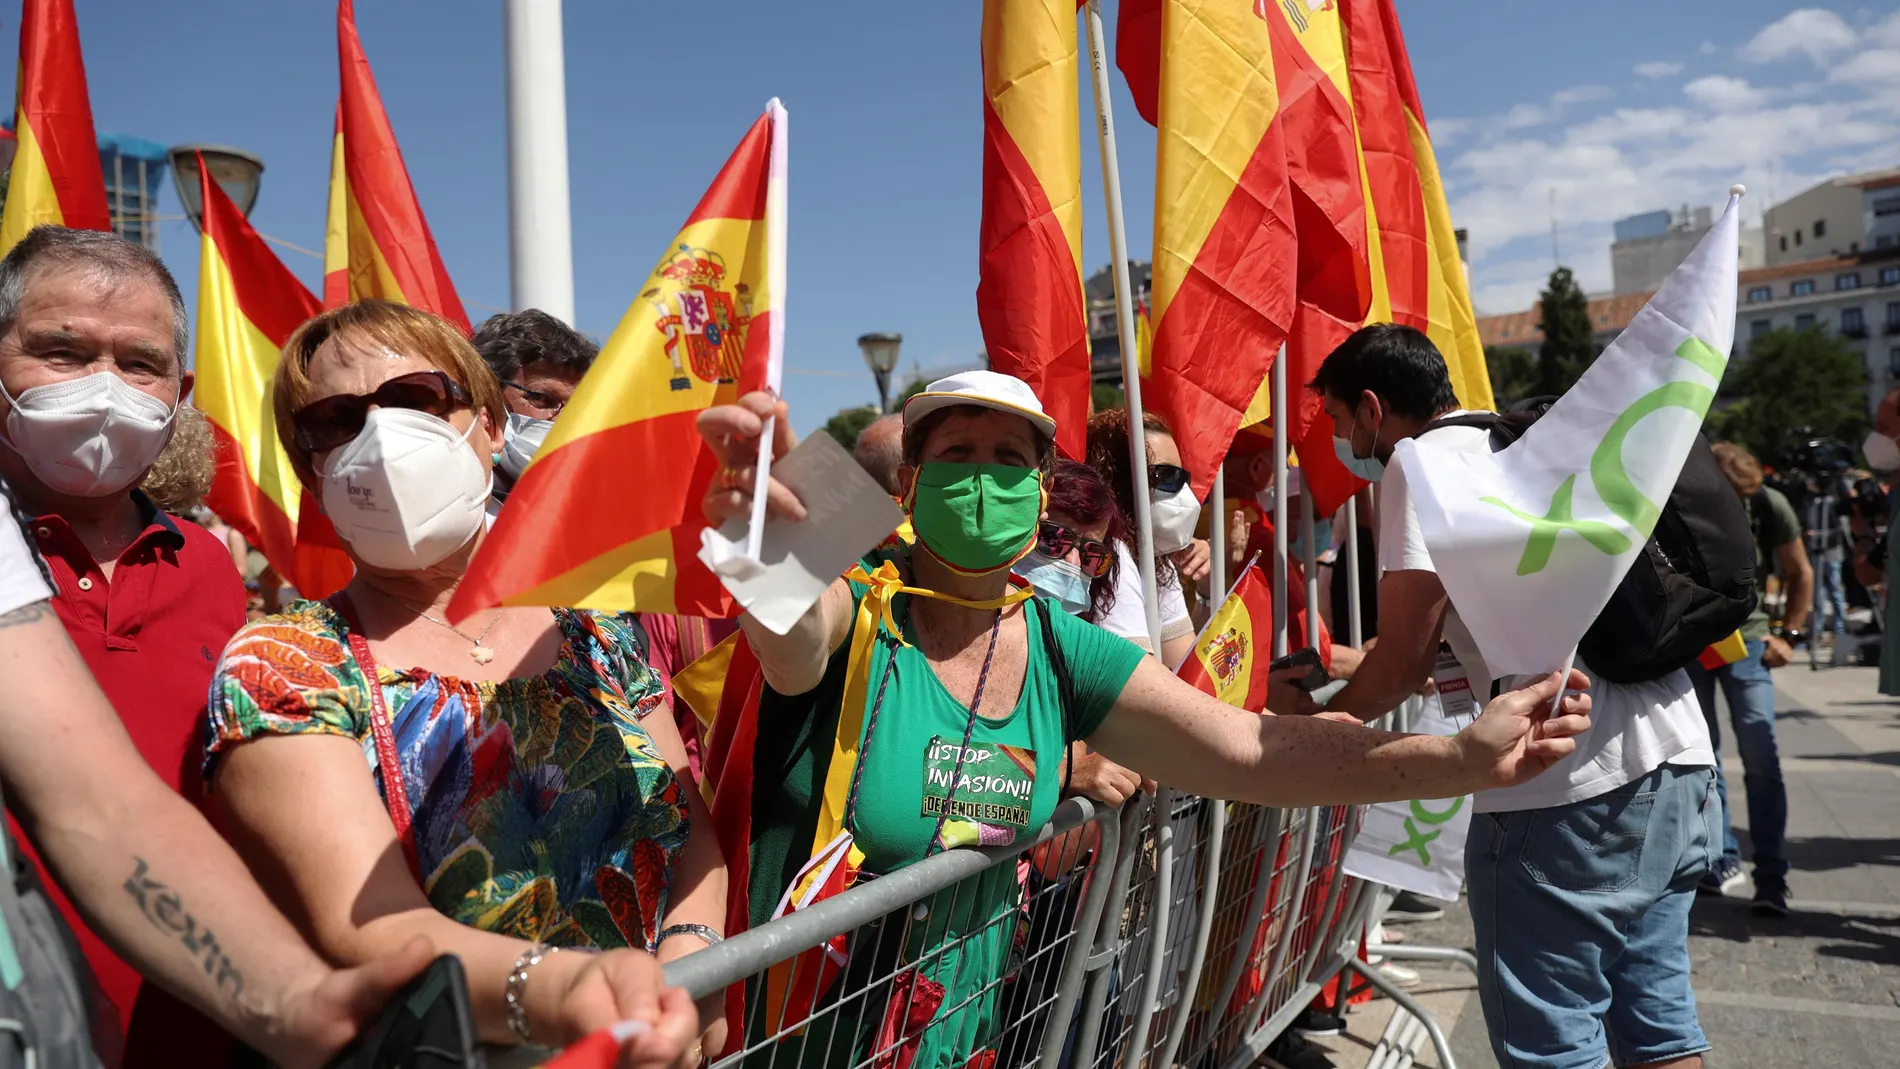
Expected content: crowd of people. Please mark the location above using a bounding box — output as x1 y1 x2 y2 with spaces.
0 220 1879 1069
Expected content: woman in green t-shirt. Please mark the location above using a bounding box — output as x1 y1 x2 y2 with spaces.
699 371 1595 1069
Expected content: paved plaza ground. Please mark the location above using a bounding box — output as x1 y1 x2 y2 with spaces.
1307 662 1900 1069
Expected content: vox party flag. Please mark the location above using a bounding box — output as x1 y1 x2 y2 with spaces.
1394 187 1744 678
450 101 786 622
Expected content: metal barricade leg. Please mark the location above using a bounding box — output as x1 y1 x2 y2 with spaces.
1342 956 1459 1069
1250 807 1319 1036
1033 808 1125 1069
1070 795 1153 1069
1120 787 1176 1069
1154 797 1225 1069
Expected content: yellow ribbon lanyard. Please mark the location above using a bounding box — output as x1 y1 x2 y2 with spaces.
810 560 1035 862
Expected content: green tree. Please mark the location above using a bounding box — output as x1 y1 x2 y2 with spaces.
1091 382 1125 413
895 378 930 408
1708 327 1870 467
1534 267 1595 397
820 405 880 453
1485 345 1538 408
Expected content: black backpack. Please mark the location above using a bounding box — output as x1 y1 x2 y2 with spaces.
1422 404 1756 683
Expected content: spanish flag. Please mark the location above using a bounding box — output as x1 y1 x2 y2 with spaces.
978 0 1090 460
1342 0 1494 412
193 158 355 599
0 0 109 253
449 101 787 623
323 0 470 332
1178 564 1275 709
1116 0 1297 498
1264 0 1377 519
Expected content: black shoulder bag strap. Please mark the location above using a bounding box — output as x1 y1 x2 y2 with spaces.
1035 599 1082 797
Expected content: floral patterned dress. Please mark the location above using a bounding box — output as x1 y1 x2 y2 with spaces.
206 600 689 951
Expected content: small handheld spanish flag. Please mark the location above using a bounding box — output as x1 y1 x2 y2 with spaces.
1698 629 1749 670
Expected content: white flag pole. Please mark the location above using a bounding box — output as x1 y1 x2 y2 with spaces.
1344 495 1363 647
1272 344 1289 658
742 100 791 562
1300 489 1321 651
1085 0 1163 655
1210 466 1227 602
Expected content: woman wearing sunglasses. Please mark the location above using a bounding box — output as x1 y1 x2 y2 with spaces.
1084 408 1207 669
697 371 1593 1069
202 302 723 1060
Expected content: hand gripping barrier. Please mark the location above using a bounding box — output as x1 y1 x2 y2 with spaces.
600 720 1462 1069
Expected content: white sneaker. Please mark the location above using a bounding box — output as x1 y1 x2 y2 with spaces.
1375 924 1407 945
1367 957 1421 989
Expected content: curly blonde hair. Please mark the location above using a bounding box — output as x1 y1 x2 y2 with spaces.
139 404 217 514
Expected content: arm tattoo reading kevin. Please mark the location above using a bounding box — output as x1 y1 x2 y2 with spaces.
0 602 49 629
123 857 245 999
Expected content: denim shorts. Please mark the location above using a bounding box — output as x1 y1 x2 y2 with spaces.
1466 764 1718 1069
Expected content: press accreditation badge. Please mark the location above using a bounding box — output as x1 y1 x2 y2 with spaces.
1433 643 1477 726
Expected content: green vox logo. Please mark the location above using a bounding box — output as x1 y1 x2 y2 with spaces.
1482 336 1725 576
1388 796 1466 866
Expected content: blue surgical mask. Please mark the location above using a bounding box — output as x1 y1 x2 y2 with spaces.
1013 550 1093 616
1333 411 1386 482
1292 517 1335 563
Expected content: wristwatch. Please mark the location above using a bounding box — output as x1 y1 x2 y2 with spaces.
1775 626 1806 647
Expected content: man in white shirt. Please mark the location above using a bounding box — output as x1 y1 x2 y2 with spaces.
1311 325 1718 1069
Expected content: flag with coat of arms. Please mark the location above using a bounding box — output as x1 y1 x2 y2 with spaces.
1393 185 1744 678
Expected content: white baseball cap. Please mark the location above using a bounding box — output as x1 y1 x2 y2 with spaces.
901 370 1058 442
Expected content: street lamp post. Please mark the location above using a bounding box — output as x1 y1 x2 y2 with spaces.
859 332 902 413
167 144 266 231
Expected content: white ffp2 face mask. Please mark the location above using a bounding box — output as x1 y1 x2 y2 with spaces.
0 372 178 498
320 407 493 571
1150 484 1202 555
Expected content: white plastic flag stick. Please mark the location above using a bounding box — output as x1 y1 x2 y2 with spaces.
1300 489 1321 651
1085 0 1163 655
741 99 791 563
1345 496 1363 646
1272 344 1289 658
1211 465 1227 601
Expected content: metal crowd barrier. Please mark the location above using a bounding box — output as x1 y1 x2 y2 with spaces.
644 716 1449 1069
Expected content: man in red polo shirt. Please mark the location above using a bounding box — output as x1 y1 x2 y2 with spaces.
0 226 245 1062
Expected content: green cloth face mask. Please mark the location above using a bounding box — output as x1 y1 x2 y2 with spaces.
908 462 1044 574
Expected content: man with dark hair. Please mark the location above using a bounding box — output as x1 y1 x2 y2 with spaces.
0 225 254 1057
1693 441 1805 915
471 308 598 419
1309 324 1718 1069
473 310 599 513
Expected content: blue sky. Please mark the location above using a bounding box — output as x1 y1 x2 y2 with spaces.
14 1 1900 435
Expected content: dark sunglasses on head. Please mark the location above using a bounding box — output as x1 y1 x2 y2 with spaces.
292 370 473 454
502 379 567 414
1149 463 1191 496
1037 520 1114 578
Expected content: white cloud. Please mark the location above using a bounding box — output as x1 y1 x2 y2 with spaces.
1699 41 1719 57
1741 8 1856 63
1441 5 1900 316
1500 103 1549 129
1683 74 1768 111
1551 85 1614 107
1831 48 1900 86
1428 116 1474 143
